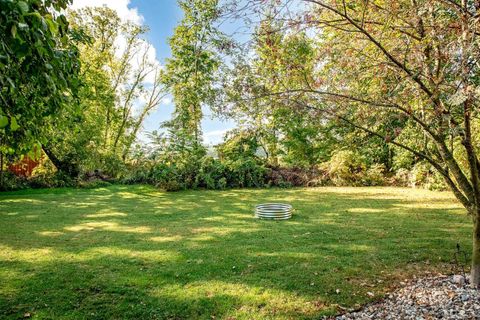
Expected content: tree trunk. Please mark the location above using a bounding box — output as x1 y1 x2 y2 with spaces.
0 152 4 189
42 146 80 178
472 210 480 288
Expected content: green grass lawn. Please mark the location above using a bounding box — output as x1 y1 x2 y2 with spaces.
0 185 472 319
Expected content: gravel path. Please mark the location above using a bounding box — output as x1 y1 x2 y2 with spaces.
333 275 480 319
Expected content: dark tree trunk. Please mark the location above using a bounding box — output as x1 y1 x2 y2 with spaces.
42 146 80 178
472 210 480 287
0 152 4 189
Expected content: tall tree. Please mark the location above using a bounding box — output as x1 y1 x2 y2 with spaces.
44 7 165 176
162 0 221 149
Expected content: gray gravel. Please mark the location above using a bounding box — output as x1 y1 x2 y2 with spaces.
334 275 480 319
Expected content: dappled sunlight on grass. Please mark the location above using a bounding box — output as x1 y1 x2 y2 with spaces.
64 221 152 233
0 185 472 319
0 245 55 263
200 216 226 222
0 198 45 204
190 235 217 242
76 247 181 262
191 226 261 236
252 251 320 259
150 280 331 319
37 231 64 237
393 202 464 211
348 208 386 213
149 235 183 242
325 244 373 252
84 211 128 218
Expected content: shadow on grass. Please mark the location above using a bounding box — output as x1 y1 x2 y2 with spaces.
0 185 472 319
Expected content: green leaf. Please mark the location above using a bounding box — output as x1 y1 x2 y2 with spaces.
45 18 58 35
18 1 29 14
10 117 20 131
0 115 8 129
6 77 15 89
11 25 17 38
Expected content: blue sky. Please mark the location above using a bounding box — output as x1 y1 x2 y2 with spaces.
129 0 237 145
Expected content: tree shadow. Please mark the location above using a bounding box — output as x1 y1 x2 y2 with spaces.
0 185 472 319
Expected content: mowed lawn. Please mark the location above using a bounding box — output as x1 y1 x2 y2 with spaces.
0 185 472 319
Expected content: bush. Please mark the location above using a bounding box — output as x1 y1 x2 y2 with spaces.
324 150 367 186
151 163 185 191
225 158 266 188
35 172 74 188
409 161 446 190
363 164 386 186
267 166 321 187
195 157 227 189
217 177 227 189
158 179 183 192
121 162 152 184
392 168 410 187
0 171 76 190
99 154 127 178
0 172 29 191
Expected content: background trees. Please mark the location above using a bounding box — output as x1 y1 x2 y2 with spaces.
42 6 165 177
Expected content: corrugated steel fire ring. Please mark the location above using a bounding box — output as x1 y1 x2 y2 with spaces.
255 203 293 220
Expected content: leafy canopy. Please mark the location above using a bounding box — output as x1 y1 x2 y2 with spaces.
0 0 82 155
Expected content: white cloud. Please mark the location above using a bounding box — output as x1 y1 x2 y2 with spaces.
71 0 143 24
204 129 230 145
72 0 162 89
161 97 172 105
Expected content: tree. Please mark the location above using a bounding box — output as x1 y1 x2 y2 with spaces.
216 128 261 162
43 7 165 177
225 0 480 287
219 15 341 167
162 0 221 149
0 0 82 181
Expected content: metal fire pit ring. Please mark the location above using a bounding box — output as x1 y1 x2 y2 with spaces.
255 203 293 220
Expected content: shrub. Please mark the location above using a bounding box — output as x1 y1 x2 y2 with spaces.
150 162 174 185
195 157 227 189
363 164 386 186
151 163 185 191
324 150 367 186
121 161 152 184
393 168 410 187
0 172 29 191
158 179 183 192
99 154 127 178
267 166 322 187
409 161 446 190
217 177 227 190
225 158 266 188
